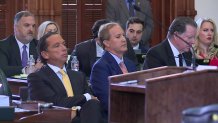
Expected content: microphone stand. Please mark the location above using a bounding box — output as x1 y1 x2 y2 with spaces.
133 4 197 70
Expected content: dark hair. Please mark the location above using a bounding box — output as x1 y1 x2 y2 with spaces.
14 11 34 25
168 17 197 38
37 31 59 64
91 19 111 39
126 17 144 30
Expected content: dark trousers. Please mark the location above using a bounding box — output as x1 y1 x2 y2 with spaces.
72 99 107 123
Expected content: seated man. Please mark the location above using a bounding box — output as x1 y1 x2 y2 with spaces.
67 19 138 77
126 17 149 54
90 22 136 118
143 17 197 69
28 32 105 123
0 11 42 77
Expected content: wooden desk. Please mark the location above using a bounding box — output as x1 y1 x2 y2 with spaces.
109 66 187 123
110 83 145 123
145 69 218 123
109 67 218 123
1 102 74 123
7 78 27 96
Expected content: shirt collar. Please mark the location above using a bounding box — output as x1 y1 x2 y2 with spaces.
47 63 67 74
15 36 30 50
168 38 180 57
109 52 124 64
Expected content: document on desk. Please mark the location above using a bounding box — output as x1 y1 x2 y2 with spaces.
118 80 138 85
15 107 30 112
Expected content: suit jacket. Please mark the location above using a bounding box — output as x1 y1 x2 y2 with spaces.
143 39 192 69
67 38 138 77
138 41 149 54
90 51 136 115
28 65 92 108
0 35 38 77
106 0 154 47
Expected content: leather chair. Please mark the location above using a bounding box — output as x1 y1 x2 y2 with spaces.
0 68 12 99
182 104 218 123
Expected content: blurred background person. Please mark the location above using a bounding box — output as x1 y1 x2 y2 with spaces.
0 11 42 77
106 0 154 49
126 17 148 70
126 17 148 54
194 18 218 65
37 20 60 40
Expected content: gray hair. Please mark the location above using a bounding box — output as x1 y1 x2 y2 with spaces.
14 11 34 25
37 21 60 40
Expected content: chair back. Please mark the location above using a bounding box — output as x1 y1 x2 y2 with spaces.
0 68 12 98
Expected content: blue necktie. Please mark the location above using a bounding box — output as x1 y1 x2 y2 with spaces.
22 45 28 67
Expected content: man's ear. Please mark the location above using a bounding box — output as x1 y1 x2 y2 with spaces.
41 51 49 60
103 40 110 48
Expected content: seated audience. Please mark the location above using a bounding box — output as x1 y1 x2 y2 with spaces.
28 32 106 123
67 19 137 78
90 22 136 118
126 17 149 54
143 17 197 69
194 18 218 66
37 20 60 40
0 11 43 77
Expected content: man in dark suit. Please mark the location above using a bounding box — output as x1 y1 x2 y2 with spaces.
0 11 42 77
67 19 138 77
90 22 136 118
106 0 154 48
126 17 149 54
143 17 197 69
28 32 105 123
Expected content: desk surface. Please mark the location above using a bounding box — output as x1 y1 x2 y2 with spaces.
7 78 27 96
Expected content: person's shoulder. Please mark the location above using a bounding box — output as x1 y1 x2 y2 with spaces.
0 35 15 44
76 39 94 49
148 39 168 52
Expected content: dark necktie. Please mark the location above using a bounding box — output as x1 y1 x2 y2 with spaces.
128 0 135 16
178 54 183 67
22 45 28 67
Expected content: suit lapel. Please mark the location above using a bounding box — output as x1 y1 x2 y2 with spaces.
29 40 38 60
43 66 68 96
67 70 80 95
104 51 123 74
11 36 22 66
163 40 177 66
89 39 97 67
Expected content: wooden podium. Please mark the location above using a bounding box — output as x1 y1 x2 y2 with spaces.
145 69 218 123
109 66 187 123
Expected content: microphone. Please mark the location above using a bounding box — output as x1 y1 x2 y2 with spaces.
133 4 165 30
173 34 196 70
133 4 197 70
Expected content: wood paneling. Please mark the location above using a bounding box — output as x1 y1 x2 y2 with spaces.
150 0 197 46
62 0 105 52
0 0 196 51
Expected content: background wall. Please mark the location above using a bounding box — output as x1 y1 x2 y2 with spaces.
195 0 218 25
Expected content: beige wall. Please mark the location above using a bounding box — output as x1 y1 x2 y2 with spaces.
195 0 218 25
